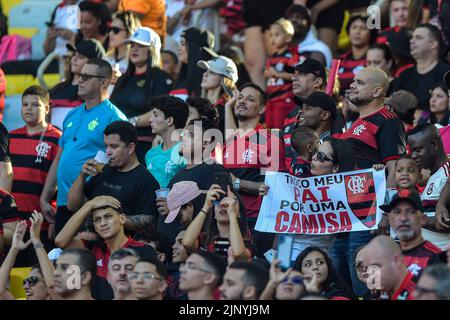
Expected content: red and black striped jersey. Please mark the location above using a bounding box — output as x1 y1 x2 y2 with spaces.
391 272 416 300
290 156 311 178
9 125 61 229
0 188 19 233
333 107 406 168
265 48 299 102
222 124 286 218
376 26 401 44
403 240 443 280
220 0 245 36
338 51 367 96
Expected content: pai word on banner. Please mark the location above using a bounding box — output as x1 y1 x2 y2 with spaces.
255 169 386 235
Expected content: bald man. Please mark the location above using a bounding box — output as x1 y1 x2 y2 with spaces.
330 67 406 298
335 68 406 186
409 123 450 249
363 235 416 300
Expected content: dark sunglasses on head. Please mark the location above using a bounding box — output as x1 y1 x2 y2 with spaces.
109 26 126 34
282 275 304 285
23 276 40 287
315 151 334 163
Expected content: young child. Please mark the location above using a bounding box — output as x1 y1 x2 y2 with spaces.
374 155 422 237
290 127 319 177
264 18 299 129
8 85 62 264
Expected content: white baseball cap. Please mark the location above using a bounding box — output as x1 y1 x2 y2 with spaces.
123 27 161 51
197 55 239 83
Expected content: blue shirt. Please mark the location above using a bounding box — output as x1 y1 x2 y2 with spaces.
145 142 186 188
57 99 127 206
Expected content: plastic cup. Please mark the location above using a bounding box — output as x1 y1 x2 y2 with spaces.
94 150 110 173
155 188 170 199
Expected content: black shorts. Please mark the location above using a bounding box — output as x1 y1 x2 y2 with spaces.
243 0 293 31
308 0 347 32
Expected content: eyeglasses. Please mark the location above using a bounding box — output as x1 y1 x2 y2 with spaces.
180 261 213 273
77 73 105 82
282 275 304 285
315 151 334 163
23 276 40 287
109 26 126 34
128 272 162 281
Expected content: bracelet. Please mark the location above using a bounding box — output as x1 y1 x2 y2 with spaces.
200 209 208 215
33 242 44 250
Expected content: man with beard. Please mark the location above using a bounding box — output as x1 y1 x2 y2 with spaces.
219 261 269 300
408 123 450 249
335 67 406 186
285 4 332 68
331 67 406 297
55 195 156 300
381 189 444 280
107 248 139 300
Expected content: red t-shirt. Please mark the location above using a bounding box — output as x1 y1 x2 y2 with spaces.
391 272 416 300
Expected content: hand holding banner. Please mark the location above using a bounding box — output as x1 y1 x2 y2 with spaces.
255 169 386 235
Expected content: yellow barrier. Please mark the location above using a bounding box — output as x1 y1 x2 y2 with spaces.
9 267 32 299
8 27 38 38
1 0 23 16
5 74 61 96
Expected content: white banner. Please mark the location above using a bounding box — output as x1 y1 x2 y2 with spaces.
255 169 386 235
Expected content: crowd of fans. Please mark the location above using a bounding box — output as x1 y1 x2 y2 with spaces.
0 0 450 301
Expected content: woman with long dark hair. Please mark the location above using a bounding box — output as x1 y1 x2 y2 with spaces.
294 246 353 300
171 27 217 99
76 1 111 50
429 82 450 127
182 184 252 263
110 27 172 162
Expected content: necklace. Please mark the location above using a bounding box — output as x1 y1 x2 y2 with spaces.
35 125 50 163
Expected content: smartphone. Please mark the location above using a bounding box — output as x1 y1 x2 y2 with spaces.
277 234 294 270
213 172 232 201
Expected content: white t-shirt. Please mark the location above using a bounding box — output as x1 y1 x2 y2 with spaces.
421 160 450 249
52 1 81 56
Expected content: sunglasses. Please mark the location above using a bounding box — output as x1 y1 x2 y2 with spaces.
109 26 126 34
77 73 105 82
23 276 40 287
282 275 304 285
315 151 334 163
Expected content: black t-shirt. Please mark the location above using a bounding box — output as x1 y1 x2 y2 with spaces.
156 162 231 242
0 122 9 162
391 61 450 110
110 69 173 138
85 164 160 218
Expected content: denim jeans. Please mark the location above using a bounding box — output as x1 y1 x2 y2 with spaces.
330 230 374 297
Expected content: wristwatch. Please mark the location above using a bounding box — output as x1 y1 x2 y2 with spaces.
233 178 241 191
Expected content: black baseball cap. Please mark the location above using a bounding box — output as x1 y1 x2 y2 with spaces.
66 39 106 59
294 91 337 119
294 58 326 81
182 27 218 58
379 189 424 213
